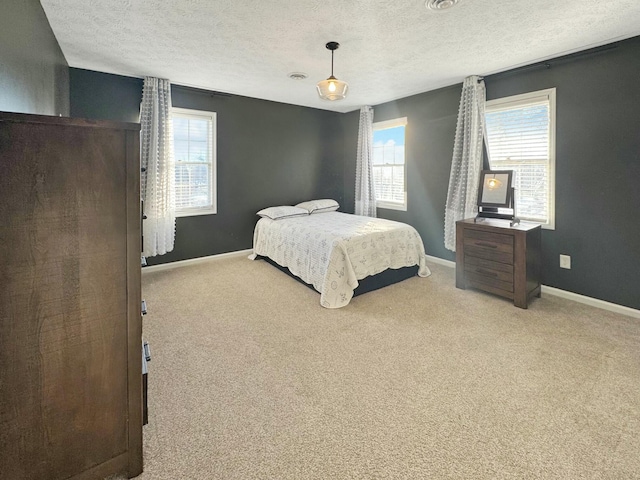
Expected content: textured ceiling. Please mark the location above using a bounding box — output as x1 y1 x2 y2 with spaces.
41 0 640 113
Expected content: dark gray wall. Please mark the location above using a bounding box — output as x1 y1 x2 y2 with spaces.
70 69 143 123
69 68 344 265
343 37 640 310
70 35 640 309
342 85 461 263
485 38 640 310
0 0 69 116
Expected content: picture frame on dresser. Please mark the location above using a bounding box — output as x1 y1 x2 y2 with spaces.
478 170 513 208
476 169 520 226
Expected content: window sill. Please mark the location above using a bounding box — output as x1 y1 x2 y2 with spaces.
176 209 216 218
520 219 554 230
377 202 407 212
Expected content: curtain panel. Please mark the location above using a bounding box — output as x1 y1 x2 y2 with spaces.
141 77 176 257
355 106 377 217
444 75 486 251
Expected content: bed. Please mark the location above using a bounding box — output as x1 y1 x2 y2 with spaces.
249 202 430 308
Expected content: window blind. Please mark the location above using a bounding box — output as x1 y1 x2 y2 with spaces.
372 120 406 207
485 94 553 225
172 111 214 214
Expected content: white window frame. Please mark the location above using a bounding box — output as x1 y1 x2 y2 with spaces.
171 107 217 217
485 88 556 229
373 117 408 211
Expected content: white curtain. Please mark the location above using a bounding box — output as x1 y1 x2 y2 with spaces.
444 75 486 251
141 77 176 257
355 106 377 217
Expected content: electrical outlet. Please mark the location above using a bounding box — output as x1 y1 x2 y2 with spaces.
560 254 571 269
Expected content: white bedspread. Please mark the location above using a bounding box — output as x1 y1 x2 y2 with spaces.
250 212 430 308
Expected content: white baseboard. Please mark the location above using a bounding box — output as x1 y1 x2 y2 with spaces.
142 249 253 274
426 254 456 268
143 250 640 318
540 285 640 318
426 254 640 319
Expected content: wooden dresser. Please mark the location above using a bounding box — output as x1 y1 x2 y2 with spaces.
0 112 143 479
455 218 541 308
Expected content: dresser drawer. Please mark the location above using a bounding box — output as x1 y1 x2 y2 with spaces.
464 256 513 283
465 271 513 292
464 228 513 247
464 255 514 292
463 229 514 264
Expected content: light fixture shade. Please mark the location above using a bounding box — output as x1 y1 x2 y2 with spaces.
487 178 502 189
317 41 348 101
316 76 349 101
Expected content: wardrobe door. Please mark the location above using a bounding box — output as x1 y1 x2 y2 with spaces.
0 113 141 480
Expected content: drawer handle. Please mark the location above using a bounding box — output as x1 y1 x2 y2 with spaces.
475 241 498 249
475 268 498 277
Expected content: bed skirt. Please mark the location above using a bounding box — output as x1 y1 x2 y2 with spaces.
256 255 419 298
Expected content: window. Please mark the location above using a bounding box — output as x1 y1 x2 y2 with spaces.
171 107 216 216
372 117 407 211
485 88 556 229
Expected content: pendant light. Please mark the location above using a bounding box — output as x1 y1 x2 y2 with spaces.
486 174 503 190
316 42 348 101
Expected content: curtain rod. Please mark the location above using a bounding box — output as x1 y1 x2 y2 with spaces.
172 84 232 97
479 42 619 82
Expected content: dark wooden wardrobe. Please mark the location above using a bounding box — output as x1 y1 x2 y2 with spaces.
0 112 143 479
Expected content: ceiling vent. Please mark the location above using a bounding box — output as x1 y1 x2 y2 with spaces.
426 0 459 10
288 72 308 80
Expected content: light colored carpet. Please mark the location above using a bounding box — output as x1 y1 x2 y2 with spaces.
126 257 639 479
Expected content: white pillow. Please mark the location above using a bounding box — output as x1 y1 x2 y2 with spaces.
256 206 309 220
295 199 339 214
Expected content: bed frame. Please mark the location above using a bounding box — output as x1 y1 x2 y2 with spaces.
256 255 419 297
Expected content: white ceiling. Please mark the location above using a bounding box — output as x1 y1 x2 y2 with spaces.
41 0 640 113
